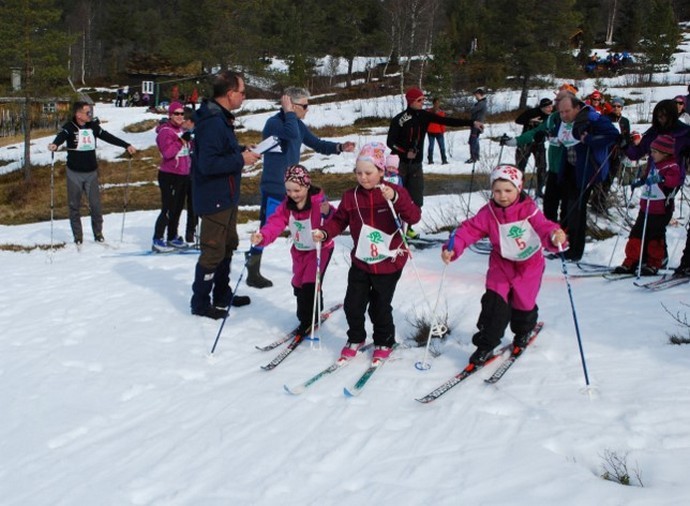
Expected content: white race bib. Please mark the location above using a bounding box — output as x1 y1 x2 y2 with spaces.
497 214 542 261
289 216 315 251
556 121 580 148
354 223 401 264
76 129 96 151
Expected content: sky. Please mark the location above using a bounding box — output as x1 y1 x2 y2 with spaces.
1 26 690 506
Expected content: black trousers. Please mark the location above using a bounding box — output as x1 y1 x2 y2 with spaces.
343 266 401 347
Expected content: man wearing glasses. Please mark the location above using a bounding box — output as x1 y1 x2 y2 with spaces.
248 86 355 288
387 87 481 238
48 101 136 245
190 71 261 319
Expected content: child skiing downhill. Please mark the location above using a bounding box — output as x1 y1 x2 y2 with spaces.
613 134 682 276
312 142 421 361
442 165 567 366
251 165 335 335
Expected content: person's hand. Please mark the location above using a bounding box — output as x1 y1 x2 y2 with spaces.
48 143 57 151
312 229 326 242
242 150 262 166
551 229 566 247
646 173 664 185
250 232 263 246
378 184 396 201
406 148 417 159
180 131 193 142
500 135 517 147
441 249 455 264
126 145 137 155
280 95 294 113
473 121 484 132
341 141 356 152
630 178 645 189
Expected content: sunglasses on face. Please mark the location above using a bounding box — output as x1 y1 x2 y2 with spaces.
172 112 185 116
292 102 308 110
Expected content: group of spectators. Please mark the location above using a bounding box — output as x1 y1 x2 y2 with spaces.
584 51 635 74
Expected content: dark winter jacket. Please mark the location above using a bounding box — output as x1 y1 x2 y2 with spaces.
191 100 245 216
516 111 565 174
261 110 341 195
470 97 487 123
626 120 690 177
320 182 421 275
567 106 621 187
51 118 131 172
387 108 473 164
515 106 550 134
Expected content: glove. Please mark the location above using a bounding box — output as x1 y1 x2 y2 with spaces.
630 178 645 189
499 134 517 147
645 173 664 185
181 131 193 142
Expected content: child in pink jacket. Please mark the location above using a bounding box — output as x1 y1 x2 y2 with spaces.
442 165 566 366
251 165 335 335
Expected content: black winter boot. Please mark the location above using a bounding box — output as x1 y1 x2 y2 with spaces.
245 251 273 288
213 257 251 308
511 306 539 348
191 263 227 319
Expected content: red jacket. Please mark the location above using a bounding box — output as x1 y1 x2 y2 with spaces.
321 183 421 275
426 108 446 134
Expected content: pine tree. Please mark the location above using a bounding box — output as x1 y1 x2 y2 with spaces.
0 0 73 181
639 0 681 79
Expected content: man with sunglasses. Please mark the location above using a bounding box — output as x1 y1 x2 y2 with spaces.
387 87 481 237
48 101 136 245
249 86 355 289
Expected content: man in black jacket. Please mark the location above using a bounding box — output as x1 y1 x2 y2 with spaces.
387 87 481 236
48 101 136 244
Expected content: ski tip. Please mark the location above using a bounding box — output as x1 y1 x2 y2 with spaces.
283 384 300 395
343 387 355 397
260 364 273 371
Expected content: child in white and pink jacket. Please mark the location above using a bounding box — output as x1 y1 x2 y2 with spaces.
251 165 335 335
442 165 567 366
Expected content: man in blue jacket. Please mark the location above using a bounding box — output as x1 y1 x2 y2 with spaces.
190 71 261 319
247 87 355 288
556 95 620 261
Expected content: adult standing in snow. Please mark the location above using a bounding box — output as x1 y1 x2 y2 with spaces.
387 87 480 237
426 98 448 164
247 87 356 289
467 87 487 164
514 97 553 196
151 101 192 253
675 95 690 125
556 95 620 261
48 101 137 244
190 71 261 319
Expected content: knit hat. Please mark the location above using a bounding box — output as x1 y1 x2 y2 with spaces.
490 164 523 190
385 153 400 175
611 96 625 106
674 95 686 106
284 164 311 187
473 87 486 95
405 87 424 104
539 98 553 108
356 142 387 171
650 134 675 155
557 83 578 95
168 101 185 114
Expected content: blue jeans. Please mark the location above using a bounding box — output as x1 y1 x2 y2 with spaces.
469 127 482 161
427 133 447 163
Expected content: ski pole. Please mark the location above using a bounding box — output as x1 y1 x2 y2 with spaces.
309 240 323 350
558 244 591 388
636 175 654 280
210 254 249 354
120 154 132 242
466 159 476 217
415 232 454 371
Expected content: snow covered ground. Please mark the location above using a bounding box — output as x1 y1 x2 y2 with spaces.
2 30 690 505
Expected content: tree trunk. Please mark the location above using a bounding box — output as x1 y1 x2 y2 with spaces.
23 97 31 182
347 57 354 88
519 75 530 109
605 0 618 45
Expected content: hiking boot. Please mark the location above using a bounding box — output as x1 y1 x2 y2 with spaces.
640 265 658 276
673 266 690 278
214 290 251 308
94 233 105 243
372 345 393 361
612 265 634 275
245 252 273 288
469 346 494 366
168 236 188 248
152 238 175 253
465 158 477 164
192 305 228 320
340 341 364 359
185 233 196 244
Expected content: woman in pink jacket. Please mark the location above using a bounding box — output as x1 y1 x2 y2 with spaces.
442 165 566 366
152 101 193 252
251 165 335 336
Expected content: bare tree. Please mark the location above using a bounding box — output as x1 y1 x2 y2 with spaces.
605 0 619 45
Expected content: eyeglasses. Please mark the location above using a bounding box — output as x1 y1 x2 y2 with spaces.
676 101 684 105
293 102 309 110
172 112 185 116
80 109 93 117
591 98 601 102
